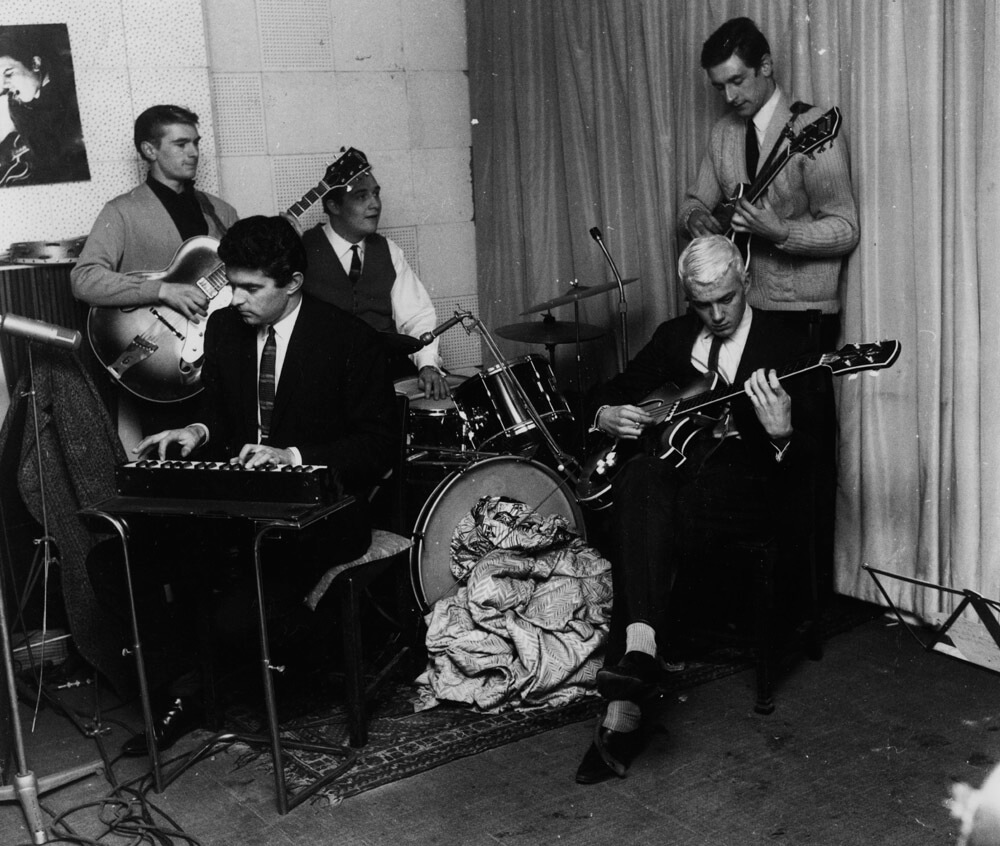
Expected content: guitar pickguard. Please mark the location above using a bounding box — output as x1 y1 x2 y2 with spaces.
179 285 233 367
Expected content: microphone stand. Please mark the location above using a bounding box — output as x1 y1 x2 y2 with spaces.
590 229 630 372
0 343 104 843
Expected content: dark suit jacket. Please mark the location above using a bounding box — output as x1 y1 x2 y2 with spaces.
589 308 822 474
198 294 397 495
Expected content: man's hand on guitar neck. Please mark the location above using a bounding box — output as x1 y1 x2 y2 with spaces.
729 194 790 245
159 280 209 321
743 368 792 440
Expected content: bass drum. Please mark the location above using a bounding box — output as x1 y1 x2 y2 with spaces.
410 455 585 611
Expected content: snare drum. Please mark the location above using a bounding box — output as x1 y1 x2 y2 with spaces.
451 355 573 452
396 371 471 451
409 455 585 610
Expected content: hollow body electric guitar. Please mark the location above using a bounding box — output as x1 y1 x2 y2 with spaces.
87 148 371 403
718 106 842 267
575 340 901 510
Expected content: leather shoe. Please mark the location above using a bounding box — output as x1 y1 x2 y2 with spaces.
575 724 642 784
596 651 660 702
122 695 203 757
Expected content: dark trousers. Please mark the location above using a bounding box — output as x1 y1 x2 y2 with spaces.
606 444 792 660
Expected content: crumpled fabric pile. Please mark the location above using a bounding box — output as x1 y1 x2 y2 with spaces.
415 495 612 712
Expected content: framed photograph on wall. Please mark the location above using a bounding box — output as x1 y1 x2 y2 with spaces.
0 23 90 187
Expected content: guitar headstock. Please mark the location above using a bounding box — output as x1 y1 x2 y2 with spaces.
789 106 842 159
823 340 901 376
320 147 372 192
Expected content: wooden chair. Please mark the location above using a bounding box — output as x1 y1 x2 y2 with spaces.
303 393 416 746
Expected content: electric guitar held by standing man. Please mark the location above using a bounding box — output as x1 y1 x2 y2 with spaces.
717 106 842 268
86 148 371 403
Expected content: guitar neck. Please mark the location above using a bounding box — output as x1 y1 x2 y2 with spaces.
662 353 825 422
744 147 791 207
285 179 331 221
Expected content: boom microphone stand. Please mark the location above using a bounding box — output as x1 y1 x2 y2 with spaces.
590 227 630 371
0 316 103 844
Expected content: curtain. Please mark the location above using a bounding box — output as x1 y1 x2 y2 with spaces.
467 0 1000 617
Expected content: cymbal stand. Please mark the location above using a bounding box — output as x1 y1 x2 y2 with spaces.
0 343 103 844
465 312 581 483
571 297 587 447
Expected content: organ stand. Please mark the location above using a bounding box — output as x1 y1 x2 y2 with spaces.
80 478 359 814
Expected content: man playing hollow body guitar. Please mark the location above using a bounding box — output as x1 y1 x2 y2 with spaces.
71 105 238 440
678 17 858 351
575 235 822 784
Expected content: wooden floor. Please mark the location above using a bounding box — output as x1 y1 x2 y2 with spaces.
2 609 997 845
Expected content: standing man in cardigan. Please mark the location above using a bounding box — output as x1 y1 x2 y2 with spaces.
299 152 448 398
678 18 858 597
678 17 858 352
71 104 239 441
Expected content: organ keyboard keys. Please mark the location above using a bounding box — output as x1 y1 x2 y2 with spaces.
116 459 342 504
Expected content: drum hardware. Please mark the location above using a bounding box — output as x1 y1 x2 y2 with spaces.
457 311 581 484
381 310 469 357
495 314 604 369
590 226 633 369
520 275 638 316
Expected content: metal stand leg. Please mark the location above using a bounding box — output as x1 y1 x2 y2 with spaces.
250 523 356 814
0 546 103 843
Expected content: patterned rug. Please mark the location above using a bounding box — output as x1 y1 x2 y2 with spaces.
224 596 880 805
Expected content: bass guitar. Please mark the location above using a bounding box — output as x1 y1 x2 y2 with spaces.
575 340 901 510
87 147 371 403
718 106 842 267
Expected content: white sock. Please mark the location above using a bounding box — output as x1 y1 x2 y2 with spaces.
603 699 641 733
625 622 657 658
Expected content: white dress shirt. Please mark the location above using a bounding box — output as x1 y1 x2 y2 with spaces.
321 222 443 372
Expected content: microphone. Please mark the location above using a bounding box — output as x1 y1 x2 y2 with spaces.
590 226 603 242
0 312 82 351
418 312 465 345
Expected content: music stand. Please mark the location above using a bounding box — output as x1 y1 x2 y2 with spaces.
863 565 1000 673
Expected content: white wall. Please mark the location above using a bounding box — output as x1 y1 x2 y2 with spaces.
0 0 478 366
204 0 478 366
0 0 222 248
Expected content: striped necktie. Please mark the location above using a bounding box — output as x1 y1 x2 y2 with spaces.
258 326 276 443
348 244 362 283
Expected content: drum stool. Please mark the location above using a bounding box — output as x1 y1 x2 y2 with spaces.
304 395 418 747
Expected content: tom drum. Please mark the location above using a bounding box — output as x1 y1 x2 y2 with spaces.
451 355 572 452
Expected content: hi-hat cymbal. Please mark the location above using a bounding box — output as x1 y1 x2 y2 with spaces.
521 278 638 315
496 321 605 346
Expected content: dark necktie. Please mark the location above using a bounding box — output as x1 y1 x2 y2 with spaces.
745 119 759 180
259 326 276 443
348 244 362 283
707 333 724 374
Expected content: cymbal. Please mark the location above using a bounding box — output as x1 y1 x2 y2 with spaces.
521 278 638 315
496 321 605 346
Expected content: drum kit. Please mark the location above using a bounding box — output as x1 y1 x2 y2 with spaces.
402 277 638 610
